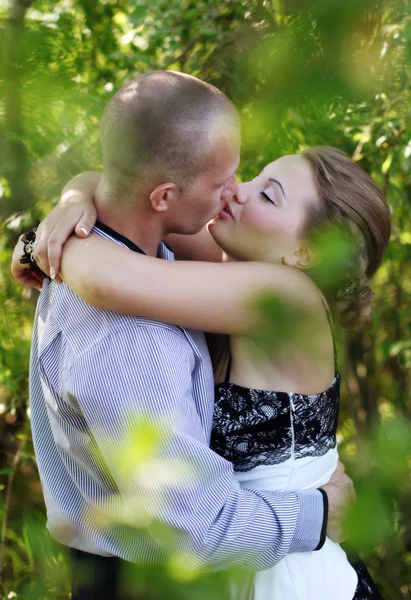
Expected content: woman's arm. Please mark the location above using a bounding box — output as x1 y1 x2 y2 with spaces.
60 171 102 207
60 234 322 335
34 170 223 279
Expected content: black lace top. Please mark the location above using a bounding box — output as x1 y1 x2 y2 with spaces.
211 375 340 472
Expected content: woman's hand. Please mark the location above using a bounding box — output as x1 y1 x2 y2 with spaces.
11 235 43 291
10 171 100 289
33 196 95 281
33 171 101 279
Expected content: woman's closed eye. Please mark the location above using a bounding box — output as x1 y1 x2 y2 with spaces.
260 190 277 206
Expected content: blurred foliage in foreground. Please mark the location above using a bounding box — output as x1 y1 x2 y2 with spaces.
0 0 410 597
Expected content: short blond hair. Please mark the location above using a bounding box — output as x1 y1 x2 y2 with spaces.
100 71 239 197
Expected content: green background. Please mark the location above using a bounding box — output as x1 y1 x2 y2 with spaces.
0 0 410 597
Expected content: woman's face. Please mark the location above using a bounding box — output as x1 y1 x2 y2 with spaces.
208 154 320 264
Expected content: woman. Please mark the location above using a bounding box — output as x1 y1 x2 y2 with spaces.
27 146 390 599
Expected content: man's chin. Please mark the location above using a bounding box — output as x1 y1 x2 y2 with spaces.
179 222 209 236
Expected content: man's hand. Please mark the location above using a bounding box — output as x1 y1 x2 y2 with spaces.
34 196 97 279
11 236 43 291
321 461 355 543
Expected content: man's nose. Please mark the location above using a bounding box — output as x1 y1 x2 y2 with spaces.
221 178 238 200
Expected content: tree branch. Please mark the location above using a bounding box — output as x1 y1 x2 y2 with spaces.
163 0 235 69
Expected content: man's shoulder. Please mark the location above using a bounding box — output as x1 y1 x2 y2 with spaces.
37 280 190 366
66 317 198 390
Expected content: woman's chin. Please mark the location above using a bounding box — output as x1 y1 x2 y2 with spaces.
209 222 256 261
208 219 231 246
208 215 227 230
208 219 287 263
207 218 226 241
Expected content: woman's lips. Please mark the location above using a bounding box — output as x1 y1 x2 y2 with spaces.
217 204 235 219
217 209 233 219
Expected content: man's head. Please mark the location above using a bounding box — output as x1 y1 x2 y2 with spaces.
100 71 240 234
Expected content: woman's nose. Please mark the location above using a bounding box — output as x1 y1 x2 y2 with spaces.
233 183 248 205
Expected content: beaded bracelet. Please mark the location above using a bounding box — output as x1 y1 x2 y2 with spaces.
20 227 47 278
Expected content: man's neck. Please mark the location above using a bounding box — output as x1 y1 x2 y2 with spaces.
94 188 165 257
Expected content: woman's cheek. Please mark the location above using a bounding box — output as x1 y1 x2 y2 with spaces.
242 206 276 232
245 208 290 235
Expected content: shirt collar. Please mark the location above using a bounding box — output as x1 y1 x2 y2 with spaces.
95 221 146 255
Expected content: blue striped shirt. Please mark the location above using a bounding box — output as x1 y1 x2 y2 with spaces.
30 222 324 570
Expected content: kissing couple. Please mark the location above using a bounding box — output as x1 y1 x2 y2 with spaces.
13 70 389 599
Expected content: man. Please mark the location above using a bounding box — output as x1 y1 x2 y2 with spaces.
12 71 353 599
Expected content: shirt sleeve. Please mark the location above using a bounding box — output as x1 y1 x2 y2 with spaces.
68 323 325 570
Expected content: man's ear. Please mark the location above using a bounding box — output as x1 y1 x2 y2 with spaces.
149 182 181 213
282 243 316 270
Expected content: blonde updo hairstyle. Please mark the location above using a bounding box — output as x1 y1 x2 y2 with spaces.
301 146 391 329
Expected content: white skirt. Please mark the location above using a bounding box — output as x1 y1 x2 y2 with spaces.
234 449 358 600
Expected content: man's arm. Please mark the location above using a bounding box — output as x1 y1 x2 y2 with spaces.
67 324 328 570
